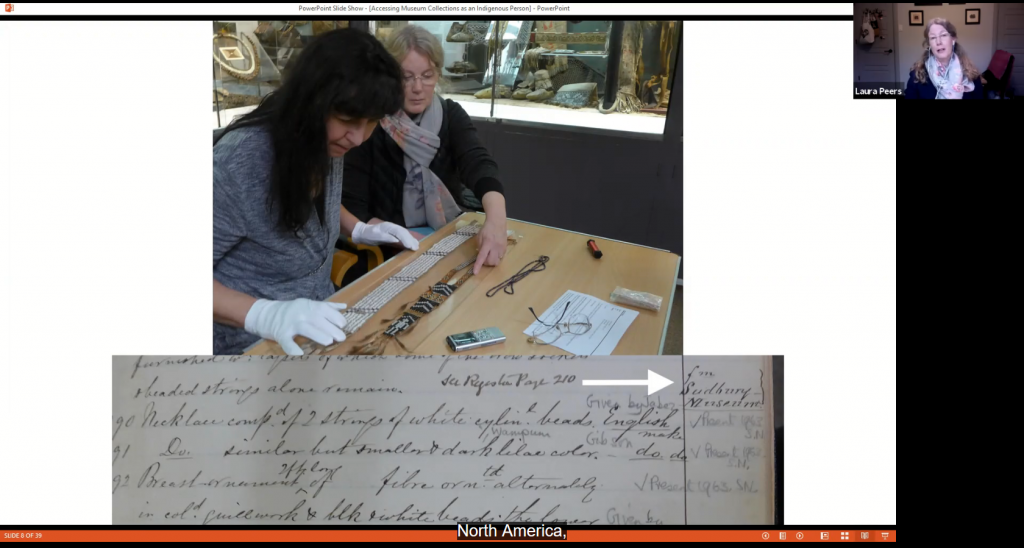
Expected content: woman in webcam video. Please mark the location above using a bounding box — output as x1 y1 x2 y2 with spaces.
904 18 984 99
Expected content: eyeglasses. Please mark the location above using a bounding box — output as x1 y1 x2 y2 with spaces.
403 72 438 87
526 301 593 346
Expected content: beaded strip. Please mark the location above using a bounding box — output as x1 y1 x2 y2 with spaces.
382 258 476 338
348 257 476 355
299 221 481 354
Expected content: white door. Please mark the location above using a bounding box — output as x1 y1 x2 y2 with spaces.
853 3 898 85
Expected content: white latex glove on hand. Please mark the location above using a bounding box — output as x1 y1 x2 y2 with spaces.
351 221 420 250
244 298 348 356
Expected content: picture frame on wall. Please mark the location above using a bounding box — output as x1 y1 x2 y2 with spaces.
965 9 980 25
909 11 924 26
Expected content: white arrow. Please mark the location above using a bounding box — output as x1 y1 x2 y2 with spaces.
582 370 674 396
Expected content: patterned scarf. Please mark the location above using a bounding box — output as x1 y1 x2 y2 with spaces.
926 52 974 99
380 94 463 230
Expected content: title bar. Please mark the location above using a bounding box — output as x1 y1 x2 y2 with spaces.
1 3 852 16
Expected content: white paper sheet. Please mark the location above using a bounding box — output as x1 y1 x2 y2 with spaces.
111 355 774 525
523 290 639 356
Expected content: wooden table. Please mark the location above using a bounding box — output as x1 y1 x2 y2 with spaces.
245 212 680 356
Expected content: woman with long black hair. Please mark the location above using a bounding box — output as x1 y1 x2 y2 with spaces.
213 29 420 355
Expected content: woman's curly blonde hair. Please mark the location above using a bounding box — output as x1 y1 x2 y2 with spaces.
912 18 980 84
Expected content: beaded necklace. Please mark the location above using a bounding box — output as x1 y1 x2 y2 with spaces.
213 33 260 81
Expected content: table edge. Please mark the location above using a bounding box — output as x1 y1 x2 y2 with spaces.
659 256 682 355
508 217 677 256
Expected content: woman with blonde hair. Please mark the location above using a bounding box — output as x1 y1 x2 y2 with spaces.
905 18 984 99
343 24 508 275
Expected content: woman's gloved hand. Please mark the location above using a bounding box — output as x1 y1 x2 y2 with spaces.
244 298 348 355
352 221 420 250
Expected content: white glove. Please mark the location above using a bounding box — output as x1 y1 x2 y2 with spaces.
244 298 348 356
351 221 420 250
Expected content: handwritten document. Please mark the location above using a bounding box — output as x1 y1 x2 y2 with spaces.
681 356 775 524
523 290 639 356
112 355 773 525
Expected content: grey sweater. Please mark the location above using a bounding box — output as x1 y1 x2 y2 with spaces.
213 126 343 354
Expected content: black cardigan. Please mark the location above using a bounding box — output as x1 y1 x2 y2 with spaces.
342 98 505 228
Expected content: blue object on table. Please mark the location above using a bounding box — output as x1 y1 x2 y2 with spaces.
408 226 435 237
